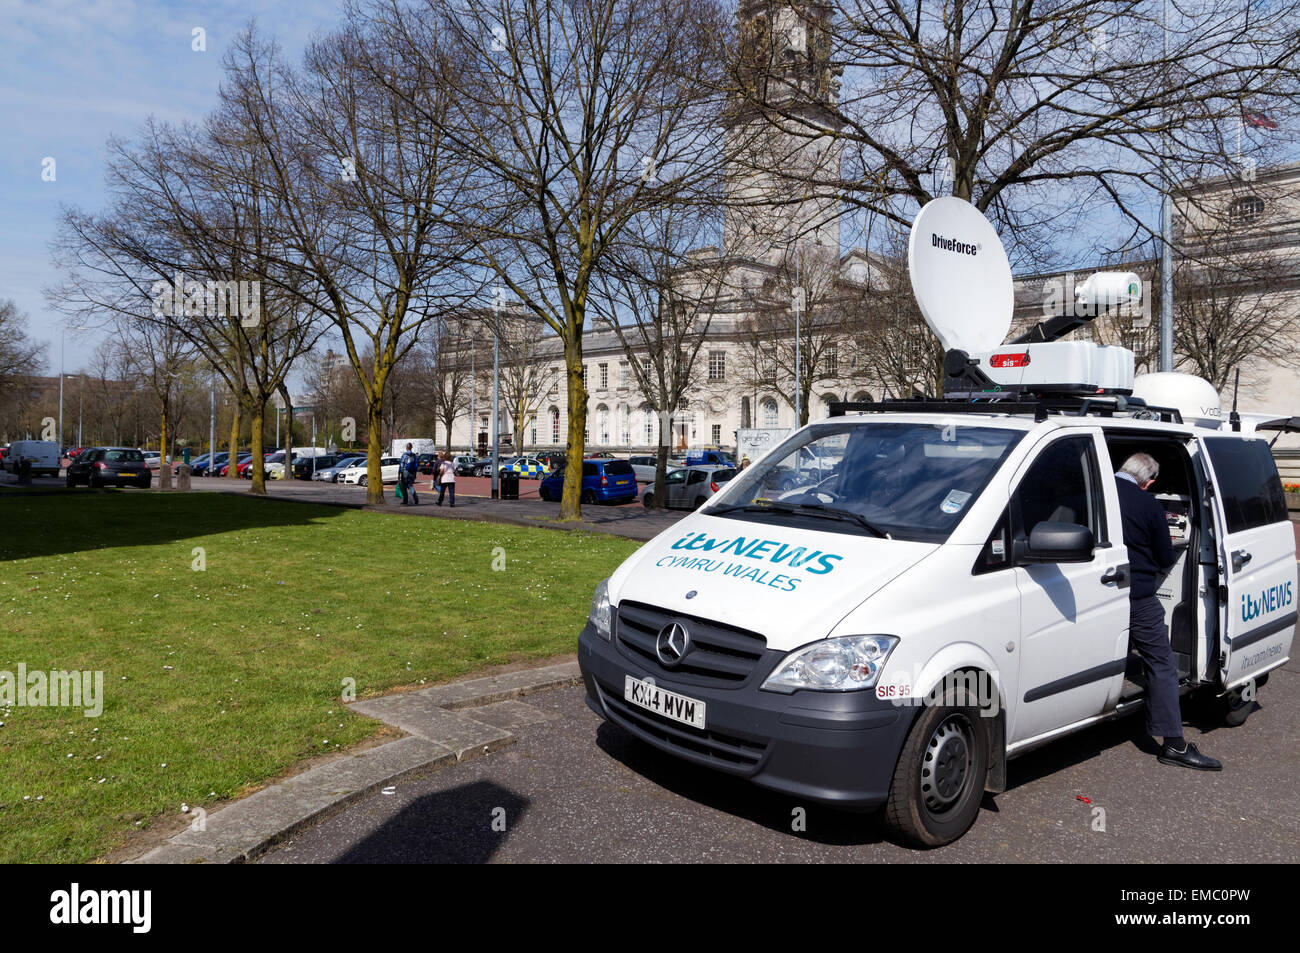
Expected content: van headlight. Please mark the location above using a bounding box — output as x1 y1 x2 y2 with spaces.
588 579 612 641
761 635 899 692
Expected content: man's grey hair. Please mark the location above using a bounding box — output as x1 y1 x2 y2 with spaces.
1121 452 1160 484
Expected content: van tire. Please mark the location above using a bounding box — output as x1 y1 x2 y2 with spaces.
581 489 597 504
884 688 990 848
66 474 76 488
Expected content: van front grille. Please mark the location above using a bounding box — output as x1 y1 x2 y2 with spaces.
615 601 768 688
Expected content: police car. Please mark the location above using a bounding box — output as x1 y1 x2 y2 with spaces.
499 456 549 479
576 198 1297 847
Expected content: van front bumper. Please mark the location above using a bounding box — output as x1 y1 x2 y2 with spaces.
578 622 917 809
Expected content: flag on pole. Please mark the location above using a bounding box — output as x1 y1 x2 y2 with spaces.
1242 109 1279 130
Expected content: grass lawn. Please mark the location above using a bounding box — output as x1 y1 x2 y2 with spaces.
0 492 641 863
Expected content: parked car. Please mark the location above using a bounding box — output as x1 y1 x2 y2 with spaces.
142 451 163 470
533 451 567 471
193 452 228 477
217 453 251 477
172 453 211 476
291 454 340 480
451 454 479 476
538 459 638 504
628 454 680 483
685 448 736 467
641 465 737 510
66 447 152 489
499 456 549 479
3 440 61 477
339 457 401 486
312 456 367 482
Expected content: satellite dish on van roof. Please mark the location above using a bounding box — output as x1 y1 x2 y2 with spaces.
908 197 1014 353
1132 372 1222 428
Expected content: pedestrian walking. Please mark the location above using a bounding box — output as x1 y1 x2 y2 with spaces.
398 443 419 505
436 453 456 506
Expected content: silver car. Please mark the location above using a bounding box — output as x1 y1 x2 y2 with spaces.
641 465 737 510
628 454 679 483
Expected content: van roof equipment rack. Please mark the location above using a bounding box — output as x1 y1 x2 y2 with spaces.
827 395 1184 424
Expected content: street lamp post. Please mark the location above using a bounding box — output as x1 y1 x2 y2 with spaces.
58 324 89 454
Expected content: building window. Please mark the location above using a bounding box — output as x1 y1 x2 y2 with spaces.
642 358 653 381
711 424 721 444
620 405 630 444
1229 195 1265 226
530 421 537 445
599 363 608 390
823 346 838 376
620 361 629 386
550 407 560 443
597 405 609 444
708 350 726 381
741 396 751 429
643 408 655 444
761 398 778 428
582 364 588 388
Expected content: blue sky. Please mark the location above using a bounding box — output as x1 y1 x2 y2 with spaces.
1 0 342 374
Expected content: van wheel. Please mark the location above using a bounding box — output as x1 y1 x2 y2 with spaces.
539 487 551 502
66 474 76 488
884 691 989 848
581 489 596 504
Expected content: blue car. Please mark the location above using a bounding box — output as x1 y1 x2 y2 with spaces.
538 458 637 504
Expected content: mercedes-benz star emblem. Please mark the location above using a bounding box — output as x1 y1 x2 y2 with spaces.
655 622 690 667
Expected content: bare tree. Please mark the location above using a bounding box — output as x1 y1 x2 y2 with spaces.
589 201 735 506
378 0 734 518
730 1 1300 270
222 21 483 503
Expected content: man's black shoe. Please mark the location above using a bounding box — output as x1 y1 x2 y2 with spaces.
1158 741 1221 771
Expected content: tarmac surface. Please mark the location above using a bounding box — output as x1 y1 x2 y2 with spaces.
258 659 1299 863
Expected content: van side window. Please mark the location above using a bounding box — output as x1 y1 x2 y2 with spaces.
1013 435 1106 545
1203 437 1288 531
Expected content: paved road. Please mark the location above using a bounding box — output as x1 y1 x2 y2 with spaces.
259 659 1299 864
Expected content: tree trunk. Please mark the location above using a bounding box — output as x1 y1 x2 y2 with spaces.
560 335 588 521
158 407 171 489
249 402 267 496
226 399 241 480
651 436 669 510
366 400 385 505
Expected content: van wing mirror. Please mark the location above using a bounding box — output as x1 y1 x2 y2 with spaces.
1016 521 1095 564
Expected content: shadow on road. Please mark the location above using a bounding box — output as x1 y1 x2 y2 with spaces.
331 780 530 863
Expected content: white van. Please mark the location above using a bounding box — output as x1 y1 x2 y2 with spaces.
575 198 1296 846
4 440 61 477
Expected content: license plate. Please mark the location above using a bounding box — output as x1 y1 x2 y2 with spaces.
119 472 135 477
624 676 705 728
616 479 629 485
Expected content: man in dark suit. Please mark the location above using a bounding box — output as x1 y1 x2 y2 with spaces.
1116 452 1220 770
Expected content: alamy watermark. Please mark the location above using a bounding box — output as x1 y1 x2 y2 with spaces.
876 668 1001 718
150 272 261 327
0 665 104 717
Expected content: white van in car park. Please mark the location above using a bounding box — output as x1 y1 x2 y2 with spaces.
576 198 1297 846
4 440 62 477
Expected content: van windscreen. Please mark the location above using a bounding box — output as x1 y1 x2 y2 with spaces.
711 422 1024 542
